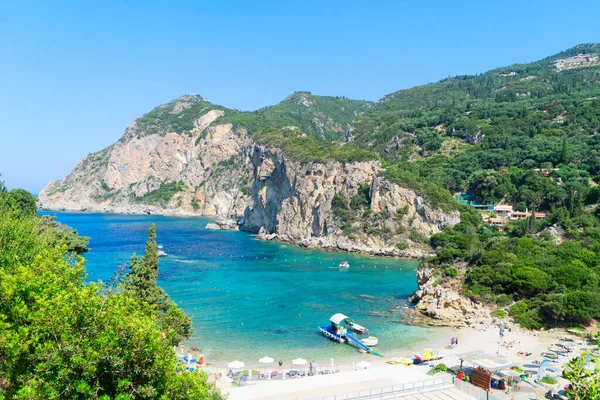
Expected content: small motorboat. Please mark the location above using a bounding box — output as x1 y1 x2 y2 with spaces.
361 336 378 347
339 261 350 269
350 322 369 334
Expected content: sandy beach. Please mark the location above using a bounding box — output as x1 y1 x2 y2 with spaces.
181 325 592 399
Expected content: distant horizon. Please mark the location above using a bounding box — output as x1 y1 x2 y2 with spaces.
1 0 599 193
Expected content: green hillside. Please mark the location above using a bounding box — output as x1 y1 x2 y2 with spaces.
355 43 600 329
351 43 600 210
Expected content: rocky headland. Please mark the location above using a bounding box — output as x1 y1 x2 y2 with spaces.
39 94 460 259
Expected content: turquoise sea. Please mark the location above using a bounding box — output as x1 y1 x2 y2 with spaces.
41 212 447 363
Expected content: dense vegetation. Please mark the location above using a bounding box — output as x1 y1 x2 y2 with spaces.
351 43 600 212
427 203 600 328
252 128 375 163
0 177 220 399
332 43 600 329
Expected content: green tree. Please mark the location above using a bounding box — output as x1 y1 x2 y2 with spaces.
560 136 570 165
0 188 37 217
127 224 165 307
0 210 220 399
125 224 193 346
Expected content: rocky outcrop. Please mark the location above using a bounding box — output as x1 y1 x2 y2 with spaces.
39 104 251 217
39 95 460 257
408 267 491 327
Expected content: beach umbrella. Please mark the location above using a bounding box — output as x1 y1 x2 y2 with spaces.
259 356 274 379
292 358 307 366
356 361 371 369
227 360 245 370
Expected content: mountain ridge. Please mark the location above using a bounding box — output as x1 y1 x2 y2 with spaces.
39 43 600 258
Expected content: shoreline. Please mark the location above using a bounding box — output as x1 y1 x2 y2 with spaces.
38 207 431 260
177 324 453 369
218 325 588 399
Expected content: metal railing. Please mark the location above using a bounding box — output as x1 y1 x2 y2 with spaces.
304 375 454 400
453 379 506 400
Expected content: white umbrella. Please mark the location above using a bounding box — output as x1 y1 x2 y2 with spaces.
356 361 371 369
292 358 307 366
227 360 245 370
259 356 274 379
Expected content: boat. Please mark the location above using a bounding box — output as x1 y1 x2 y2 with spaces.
360 336 378 347
350 322 368 334
339 261 350 269
414 349 443 363
318 313 382 357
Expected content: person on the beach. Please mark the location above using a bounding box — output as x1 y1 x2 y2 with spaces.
309 362 313 376
456 337 459 346
278 360 282 370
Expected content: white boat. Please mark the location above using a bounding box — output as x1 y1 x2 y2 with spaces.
351 322 368 334
339 261 350 269
361 336 378 347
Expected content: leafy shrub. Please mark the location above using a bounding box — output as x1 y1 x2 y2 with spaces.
241 186 252 196
133 181 187 206
190 197 200 211
350 183 371 209
443 266 458 278
495 294 513 306
491 309 506 319
396 242 409 250
427 363 449 375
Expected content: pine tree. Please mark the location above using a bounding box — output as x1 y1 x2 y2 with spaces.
125 224 192 345
127 224 164 307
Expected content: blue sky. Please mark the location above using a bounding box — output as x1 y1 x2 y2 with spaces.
0 0 598 193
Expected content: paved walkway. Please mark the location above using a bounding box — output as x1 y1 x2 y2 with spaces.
227 364 441 400
399 388 477 399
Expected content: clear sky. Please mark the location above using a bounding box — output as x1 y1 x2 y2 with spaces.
1 0 598 193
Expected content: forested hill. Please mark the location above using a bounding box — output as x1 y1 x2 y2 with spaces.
383 43 600 330
349 43 600 211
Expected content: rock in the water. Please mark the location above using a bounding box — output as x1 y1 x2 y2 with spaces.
204 223 221 230
215 216 239 231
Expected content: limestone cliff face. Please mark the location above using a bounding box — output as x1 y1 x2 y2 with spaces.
39 95 460 256
238 144 460 256
39 105 251 217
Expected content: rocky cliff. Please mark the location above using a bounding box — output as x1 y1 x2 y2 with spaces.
408 267 492 327
39 94 460 256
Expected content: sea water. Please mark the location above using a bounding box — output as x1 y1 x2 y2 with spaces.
41 211 447 363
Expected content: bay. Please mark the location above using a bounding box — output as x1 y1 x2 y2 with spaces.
41 211 446 363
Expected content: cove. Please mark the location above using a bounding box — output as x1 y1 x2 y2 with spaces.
40 211 446 362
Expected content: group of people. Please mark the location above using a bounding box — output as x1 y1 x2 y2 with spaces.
449 337 459 347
